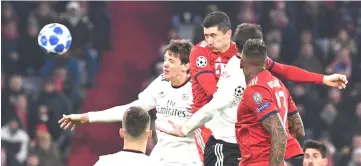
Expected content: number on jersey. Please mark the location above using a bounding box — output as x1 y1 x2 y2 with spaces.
275 91 288 128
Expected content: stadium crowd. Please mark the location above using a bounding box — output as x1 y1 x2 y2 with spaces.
2 1 110 166
2 1 361 166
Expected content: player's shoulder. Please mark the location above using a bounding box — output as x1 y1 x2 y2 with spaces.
191 41 209 55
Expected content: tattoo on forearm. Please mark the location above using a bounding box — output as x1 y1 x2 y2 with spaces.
288 112 305 138
261 113 287 166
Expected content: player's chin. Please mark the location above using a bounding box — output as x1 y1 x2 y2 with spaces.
163 73 171 81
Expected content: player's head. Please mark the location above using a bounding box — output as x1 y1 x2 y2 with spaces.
120 107 152 141
163 39 193 81
233 23 263 52
303 140 328 166
241 39 267 75
202 11 232 53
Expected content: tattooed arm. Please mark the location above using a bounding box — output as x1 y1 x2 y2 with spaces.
261 113 288 166
288 112 305 145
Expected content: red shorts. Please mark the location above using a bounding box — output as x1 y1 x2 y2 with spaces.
239 160 288 166
193 126 212 162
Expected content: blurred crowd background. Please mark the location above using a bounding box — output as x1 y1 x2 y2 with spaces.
1 1 361 166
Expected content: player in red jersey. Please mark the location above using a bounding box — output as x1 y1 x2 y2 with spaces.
190 12 348 163
190 11 236 161
236 39 304 166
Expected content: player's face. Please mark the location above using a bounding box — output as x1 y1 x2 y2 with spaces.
163 51 189 81
303 148 328 166
204 26 231 53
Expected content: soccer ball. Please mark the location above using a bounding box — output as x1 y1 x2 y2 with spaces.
38 23 72 55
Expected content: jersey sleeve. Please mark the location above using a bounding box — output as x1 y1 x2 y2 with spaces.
88 75 160 123
244 85 280 122
190 45 217 96
266 58 324 84
287 95 298 116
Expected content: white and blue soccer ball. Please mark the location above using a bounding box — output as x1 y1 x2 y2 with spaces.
38 23 72 55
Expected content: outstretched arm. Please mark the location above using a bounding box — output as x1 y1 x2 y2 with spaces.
267 59 323 84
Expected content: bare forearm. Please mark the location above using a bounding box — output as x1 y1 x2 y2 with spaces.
288 112 305 138
270 133 287 166
261 113 288 166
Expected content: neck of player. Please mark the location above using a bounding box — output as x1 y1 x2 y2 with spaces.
123 138 147 153
245 67 264 83
170 72 188 87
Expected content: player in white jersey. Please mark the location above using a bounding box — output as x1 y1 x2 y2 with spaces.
157 23 348 166
59 40 202 166
94 107 162 166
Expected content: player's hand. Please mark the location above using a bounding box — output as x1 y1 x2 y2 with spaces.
58 113 89 131
323 74 348 89
156 120 186 137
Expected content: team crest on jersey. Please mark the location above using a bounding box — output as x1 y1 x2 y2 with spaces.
252 92 263 104
196 56 207 68
234 86 245 97
182 94 189 100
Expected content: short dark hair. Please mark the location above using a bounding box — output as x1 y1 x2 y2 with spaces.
242 39 267 59
164 39 193 64
202 11 231 33
233 23 263 52
303 140 328 158
122 107 150 138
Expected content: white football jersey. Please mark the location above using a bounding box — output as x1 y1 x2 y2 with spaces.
138 75 201 165
205 56 246 143
94 150 162 166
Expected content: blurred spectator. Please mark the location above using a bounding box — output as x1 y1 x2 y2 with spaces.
1 119 29 166
29 124 62 166
299 30 325 63
2 148 6 166
326 48 353 78
349 148 361 166
172 12 195 41
2 75 27 126
28 2 58 29
1 2 18 25
267 42 281 62
26 153 40 166
88 1 112 52
2 20 21 75
33 79 71 141
328 28 358 62
18 20 47 75
60 1 93 58
293 43 324 74
41 52 82 86
269 2 289 29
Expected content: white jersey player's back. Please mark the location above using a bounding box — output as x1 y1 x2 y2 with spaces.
205 56 246 143
94 150 162 166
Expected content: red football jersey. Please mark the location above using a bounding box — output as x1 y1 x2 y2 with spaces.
236 70 303 165
190 41 237 113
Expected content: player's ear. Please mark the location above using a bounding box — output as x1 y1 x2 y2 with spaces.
183 63 190 72
147 129 152 139
226 29 232 37
119 128 124 138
